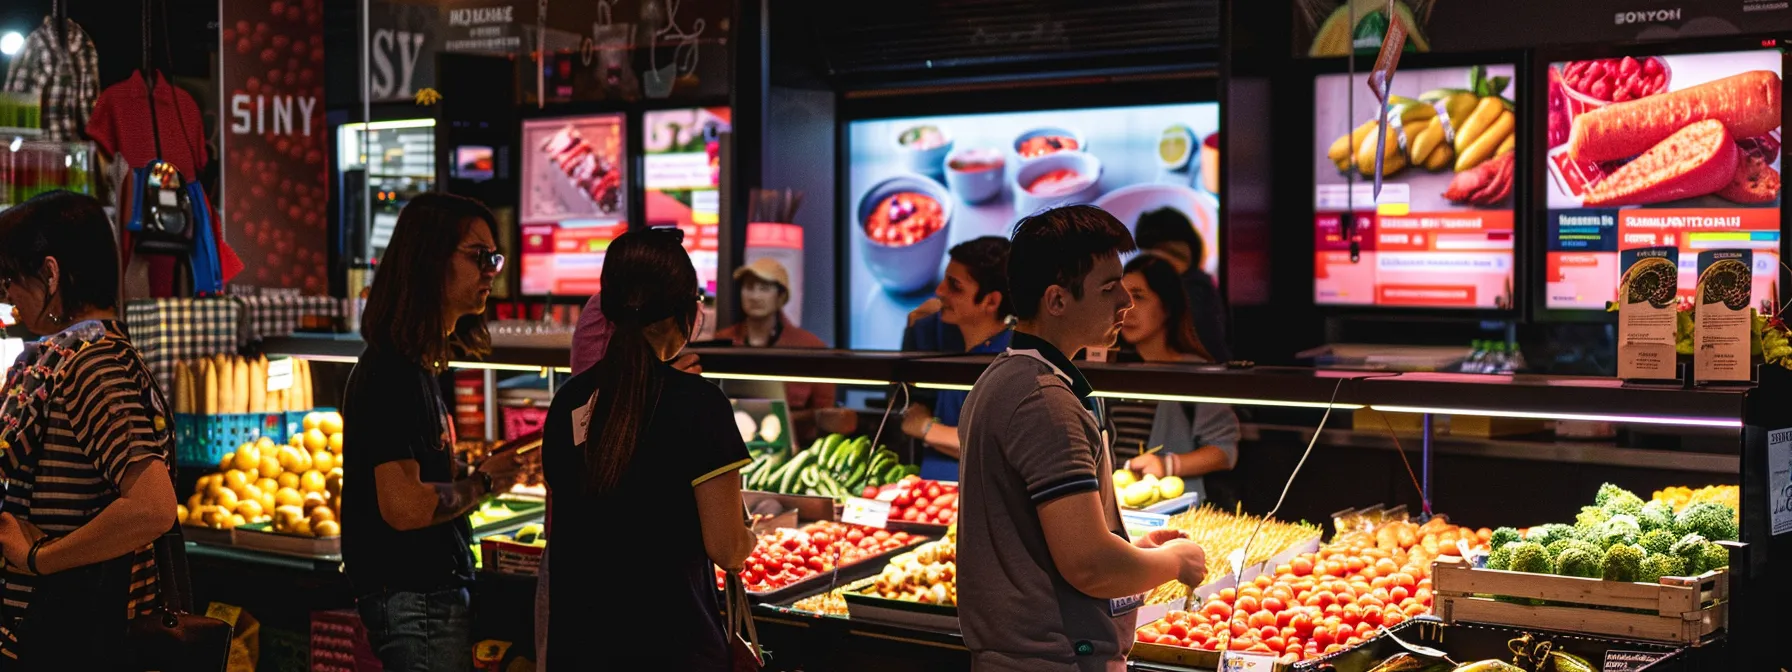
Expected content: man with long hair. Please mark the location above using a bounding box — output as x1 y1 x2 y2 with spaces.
341 193 520 672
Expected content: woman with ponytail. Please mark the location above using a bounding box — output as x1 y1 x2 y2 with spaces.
541 228 755 670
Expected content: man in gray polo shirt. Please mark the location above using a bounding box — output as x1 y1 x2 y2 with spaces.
958 205 1209 672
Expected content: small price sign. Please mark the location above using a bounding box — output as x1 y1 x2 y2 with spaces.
1219 651 1276 671
1602 650 1669 671
842 497 892 529
266 357 294 392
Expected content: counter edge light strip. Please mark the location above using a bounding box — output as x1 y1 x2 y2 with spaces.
919 383 1367 410
1369 404 1743 429
700 371 893 387
288 354 569 373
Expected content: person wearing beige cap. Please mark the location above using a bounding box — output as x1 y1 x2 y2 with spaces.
716 258 856 443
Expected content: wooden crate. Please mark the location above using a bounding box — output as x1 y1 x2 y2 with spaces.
1431 555 1727 644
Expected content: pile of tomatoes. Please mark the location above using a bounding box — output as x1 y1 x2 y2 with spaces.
865 476 959 526
1137 518 1490 664
1561 57 1668 104
715 522 919 593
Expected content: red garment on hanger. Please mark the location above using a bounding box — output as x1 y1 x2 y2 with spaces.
87 70 243 291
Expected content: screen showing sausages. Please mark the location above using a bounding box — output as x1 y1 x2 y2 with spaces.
1544 50 1781 312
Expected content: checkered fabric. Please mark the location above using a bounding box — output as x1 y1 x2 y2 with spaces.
234 295 343 347
124 298 240 398
2 18 99 142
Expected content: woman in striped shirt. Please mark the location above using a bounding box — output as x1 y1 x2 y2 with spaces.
0 192 180 668
1112 254 1241 507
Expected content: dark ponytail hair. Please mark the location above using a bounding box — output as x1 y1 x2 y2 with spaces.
585 228 700 494
1123 254 1213 362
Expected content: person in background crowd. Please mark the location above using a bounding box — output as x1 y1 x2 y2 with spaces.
716 257 856 442
535 293 705 668
902 298 966 353
958 205 1207 672
0 192 181 669
901 237 1014 481
1132 207 1230 363
343 193 521 672
1113 255 1241 507
542 228 755 670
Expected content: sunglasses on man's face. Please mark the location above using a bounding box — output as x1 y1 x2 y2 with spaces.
464 248 506 274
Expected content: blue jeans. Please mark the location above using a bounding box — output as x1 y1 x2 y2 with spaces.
357 588 472 672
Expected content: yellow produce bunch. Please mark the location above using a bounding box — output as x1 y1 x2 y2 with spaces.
1144 505 1323 605
1652 485 1739 516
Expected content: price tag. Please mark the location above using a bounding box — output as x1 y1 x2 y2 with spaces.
266 357 294 392
1121 510 1171 532
1602 650 1669 671
1227 548 1246 577
1219 651 1276 671
842 497 891 529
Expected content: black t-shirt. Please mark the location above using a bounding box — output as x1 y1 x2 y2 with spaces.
340 348 474 594
543 363 750 670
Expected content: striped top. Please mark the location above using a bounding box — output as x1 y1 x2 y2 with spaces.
1107 400 1157 458
0 320 169 652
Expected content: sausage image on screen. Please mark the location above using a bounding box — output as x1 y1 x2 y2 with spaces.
1716 155 1781 204
1567 70 1781 164
1583 119 1739 207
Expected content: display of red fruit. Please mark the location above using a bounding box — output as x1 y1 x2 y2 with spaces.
715 521 919 593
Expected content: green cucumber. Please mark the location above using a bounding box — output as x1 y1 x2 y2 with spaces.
777 451 811 494
800 464 820 489
843 460 870 493
817 472 846 500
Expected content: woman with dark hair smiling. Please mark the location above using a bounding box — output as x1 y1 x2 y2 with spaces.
342 193 520 672
543 227 755 670
1113 254 1241 508
0 191 180 668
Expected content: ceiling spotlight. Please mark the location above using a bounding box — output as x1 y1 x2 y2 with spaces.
0 33 23 57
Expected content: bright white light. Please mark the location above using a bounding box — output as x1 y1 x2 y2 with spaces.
0 33 23 57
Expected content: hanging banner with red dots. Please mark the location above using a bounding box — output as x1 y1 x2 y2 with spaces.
219 0 328 295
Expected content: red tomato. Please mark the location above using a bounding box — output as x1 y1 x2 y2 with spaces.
1165 623 1189 638
893 493 914 508
872 530 891 541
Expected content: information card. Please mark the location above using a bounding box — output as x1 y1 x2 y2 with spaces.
1617 247 1680 381
1693 250 1753 384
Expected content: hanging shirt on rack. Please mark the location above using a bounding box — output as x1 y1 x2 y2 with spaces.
87 70 243 292
3 17 99 142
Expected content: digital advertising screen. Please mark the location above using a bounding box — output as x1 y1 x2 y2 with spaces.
519 114 628 296
1544 49 1782 312
844 102 1220 350
1313 65 1518 309
644 107 732 296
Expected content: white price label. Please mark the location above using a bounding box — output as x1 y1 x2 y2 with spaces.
266 357 294 392
1121 510 1171 531
842 497 892 529
1219 651 1276 671
1227 548 1246 577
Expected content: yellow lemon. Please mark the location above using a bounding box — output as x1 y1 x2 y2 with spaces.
313 520 340 537
301 470 327 494
301 491 328 515
329 432 343 454
176 504 189 524
309 506 336 526
233 444 261 472
256 435 276 450
311 450 335 473
259 455 283 480
237 498 265 520
276 487 304 508
320 412 343 436
303 429 328 453
230 513 247 528
289 432 304 448
303 412 323 432
278 472 300 490
218 453 233 472
258 492 276 515
325 470 342 497
223 469 249 491
256 477 278 494
214 487 240 512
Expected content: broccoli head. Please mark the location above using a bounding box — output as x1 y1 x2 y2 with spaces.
1596 483 1646 516
1673 501 1739 542
1638 500 1677 533
1600 544 1645 582
1546 538 1598 561
1507 541 1553 574
1639 553 1687 582
1698 542 1729 573
1670 533 1709 573
1575 506 1612 530
1485 544 1514 571
1526 523 1578 548
1595 515 1643 549
1554 546 1602 578
1489 527 1522 550
1638 528 1678 556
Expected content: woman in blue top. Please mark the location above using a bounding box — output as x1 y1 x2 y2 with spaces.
901 237 1012 481
1113 254 1241 506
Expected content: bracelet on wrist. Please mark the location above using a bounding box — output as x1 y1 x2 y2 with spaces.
920 418 937 438
27 535 53 575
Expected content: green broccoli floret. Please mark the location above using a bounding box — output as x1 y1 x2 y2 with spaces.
1698 542 1729 573
1670 533 1709 573
1489 527 1522 550
1596 515 1642 549
1638 528 1678 556
1508 542 1553 574
1639 554 1686 582
1638 500 1677 533
1673 502 1739 542
1554 546 1602 578
1596 483 1646 516
1575 506 1612 530
1545 538 1597 561
1485 544 1514 570
1600 544 1645 582
1526 523 1577 548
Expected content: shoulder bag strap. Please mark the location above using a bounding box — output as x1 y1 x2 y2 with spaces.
153 522 193 614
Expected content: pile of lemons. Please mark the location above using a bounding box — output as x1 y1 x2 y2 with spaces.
180 411 345 538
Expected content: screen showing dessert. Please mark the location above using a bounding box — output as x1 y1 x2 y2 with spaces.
844 102 1220 350
519 114 628 296
644 107 732 296
1544 49 1781 312
1312 65 1518 309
